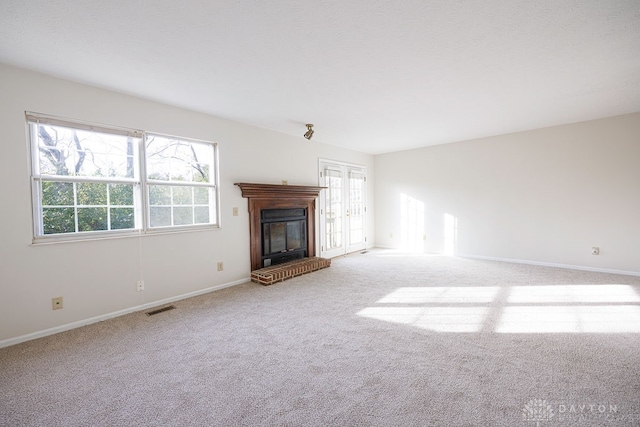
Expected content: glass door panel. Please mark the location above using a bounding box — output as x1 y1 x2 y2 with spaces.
347 169 366 252
323 167 344 258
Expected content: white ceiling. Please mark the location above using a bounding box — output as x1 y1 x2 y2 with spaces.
1 1 639 154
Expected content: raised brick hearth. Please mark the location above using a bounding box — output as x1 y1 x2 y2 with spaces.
250 257 331 285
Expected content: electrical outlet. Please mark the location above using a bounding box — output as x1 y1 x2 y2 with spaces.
217 262 224 271
233 207 239 216
137 280 145 291
52 297 63 310
281 180 288 185
592 247 600 255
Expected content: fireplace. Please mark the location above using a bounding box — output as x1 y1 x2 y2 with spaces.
261 208 307 267
236 183 325 271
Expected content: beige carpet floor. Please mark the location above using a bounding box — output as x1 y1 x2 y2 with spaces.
1 250 639 426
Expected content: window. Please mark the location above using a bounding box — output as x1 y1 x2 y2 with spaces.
145 134 217 228
28 113 219 242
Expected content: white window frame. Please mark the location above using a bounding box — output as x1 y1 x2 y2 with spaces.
27 112 220 243
143 132 220 233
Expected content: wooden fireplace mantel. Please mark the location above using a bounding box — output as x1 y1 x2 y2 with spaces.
235 183 325 199
235 183 326 271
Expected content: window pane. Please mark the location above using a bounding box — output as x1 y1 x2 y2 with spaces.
78 207 108 231
194 187 209 204
194 206 209 224
111 208 135 230
171 160 194 181
106 154 136 178
38 147 66 176
42 181 74 206
35 124 136 179
193 163 210 183
146 134 213 183
173 207 193 225
43 208 75 234
172 186 192 205
146 155 170 180
77 182 107 205
109 184 134 206
149 185 171 205
150 207 171 227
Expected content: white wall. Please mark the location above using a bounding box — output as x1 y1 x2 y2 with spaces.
375 113 640 274
0 64 374 345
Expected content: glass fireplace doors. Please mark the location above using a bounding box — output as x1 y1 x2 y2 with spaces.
261 208 307 267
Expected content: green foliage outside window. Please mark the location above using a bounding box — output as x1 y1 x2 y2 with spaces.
40 181 136 234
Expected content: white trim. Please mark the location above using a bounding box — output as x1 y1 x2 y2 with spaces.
458 253 640 277
26 111 143 138
372 244 396 250
318 157 367 170
0 277 249 349
30 223 221 245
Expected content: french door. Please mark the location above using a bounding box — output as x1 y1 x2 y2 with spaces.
319 160 367 258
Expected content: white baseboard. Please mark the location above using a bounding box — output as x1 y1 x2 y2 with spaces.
458 253 640 277
366 247 640 276
0 277 250 349
371 244 395 250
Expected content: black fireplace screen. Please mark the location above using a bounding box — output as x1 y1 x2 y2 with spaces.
261 208 307 267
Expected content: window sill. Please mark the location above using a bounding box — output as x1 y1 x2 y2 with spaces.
30 224 221 246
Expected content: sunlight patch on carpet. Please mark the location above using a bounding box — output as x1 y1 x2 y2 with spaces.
496 306 640 333
377 286 500 304
507 284 640 303
357 307 489 332
358 284 640 334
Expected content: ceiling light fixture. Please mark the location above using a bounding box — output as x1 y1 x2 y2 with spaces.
303 124 314 140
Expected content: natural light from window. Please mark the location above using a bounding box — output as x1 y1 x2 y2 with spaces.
495 305 640 333
377 287 500 304
358 306 489 333
400 193 424 252
443 213 457 255
507 285 640 303
358 286 500 333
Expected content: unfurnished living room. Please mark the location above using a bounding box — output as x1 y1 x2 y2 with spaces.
1 1 639 426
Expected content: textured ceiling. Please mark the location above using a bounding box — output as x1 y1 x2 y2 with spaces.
1 1 639 154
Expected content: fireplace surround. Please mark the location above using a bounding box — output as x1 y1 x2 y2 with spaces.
236 183 325 271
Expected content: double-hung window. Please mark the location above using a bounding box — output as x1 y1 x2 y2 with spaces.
28 113 219 242
145 134 217 228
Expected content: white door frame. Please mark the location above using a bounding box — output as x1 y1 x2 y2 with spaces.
318 159 367 258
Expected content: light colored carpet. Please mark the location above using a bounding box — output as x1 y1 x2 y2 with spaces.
1 250 639 426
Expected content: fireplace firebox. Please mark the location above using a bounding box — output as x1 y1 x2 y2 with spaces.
261 208 307 267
